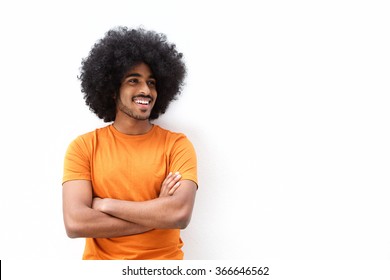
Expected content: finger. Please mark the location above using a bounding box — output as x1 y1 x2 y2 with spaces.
165 172 180 185
160 173 173 191
168 173 181 187
162 172 177 185
160 172 181 197
163 172 173 184
168 181 181 195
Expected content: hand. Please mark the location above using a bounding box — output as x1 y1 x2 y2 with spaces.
159 172 181 197
92 197 104 211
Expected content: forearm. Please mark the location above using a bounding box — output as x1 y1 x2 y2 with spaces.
64 205 152 238
97 197 186 229
94 180 197 229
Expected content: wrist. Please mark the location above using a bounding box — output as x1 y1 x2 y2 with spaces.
93 197 110 213
100 198 112 213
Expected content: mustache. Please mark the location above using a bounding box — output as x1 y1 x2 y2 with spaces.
133 94 154 101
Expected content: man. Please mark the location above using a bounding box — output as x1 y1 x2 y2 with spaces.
62 27 198 260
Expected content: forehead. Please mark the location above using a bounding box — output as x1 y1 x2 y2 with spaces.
125 62 154 77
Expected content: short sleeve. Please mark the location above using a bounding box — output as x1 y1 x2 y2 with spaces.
62 136 91 184
169 135 198 188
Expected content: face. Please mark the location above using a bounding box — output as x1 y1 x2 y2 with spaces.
116 62 157 121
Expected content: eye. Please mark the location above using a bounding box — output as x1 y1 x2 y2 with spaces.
127 78 138 84
147 80 157 87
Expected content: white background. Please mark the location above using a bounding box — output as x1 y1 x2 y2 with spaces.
0 0 389 263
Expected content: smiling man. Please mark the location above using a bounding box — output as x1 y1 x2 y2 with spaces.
62 27 198 260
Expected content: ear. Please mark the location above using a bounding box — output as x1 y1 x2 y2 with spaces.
112 91 118 100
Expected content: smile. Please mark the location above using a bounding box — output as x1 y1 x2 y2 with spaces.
133 96 152 105
134 99 150 105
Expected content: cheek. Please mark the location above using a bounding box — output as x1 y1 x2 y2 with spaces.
119 88 134 100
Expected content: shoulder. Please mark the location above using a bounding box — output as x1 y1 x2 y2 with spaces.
75 125 111 141
68 125 111 151
153 125 187 139
154 125 192 145
153 125 196 156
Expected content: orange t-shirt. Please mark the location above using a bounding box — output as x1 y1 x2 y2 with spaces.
62 124 198 260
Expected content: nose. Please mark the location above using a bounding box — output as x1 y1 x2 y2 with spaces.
139 81 151 95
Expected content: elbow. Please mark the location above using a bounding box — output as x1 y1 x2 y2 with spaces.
65 227 80 239
63 217 84 238
66 230 78 239
169 197 196 229
64 224 79 239
174 209 193 229
178 220 190 230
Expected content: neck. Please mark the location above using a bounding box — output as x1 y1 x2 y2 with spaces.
113 114 153 135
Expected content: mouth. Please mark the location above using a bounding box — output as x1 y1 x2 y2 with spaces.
132 95 153 110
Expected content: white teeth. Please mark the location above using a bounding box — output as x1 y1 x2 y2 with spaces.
135 100 150 105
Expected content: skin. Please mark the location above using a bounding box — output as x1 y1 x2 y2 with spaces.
113 63 158 135
62 62 197 238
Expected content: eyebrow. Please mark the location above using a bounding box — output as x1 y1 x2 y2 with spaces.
124 73 155 79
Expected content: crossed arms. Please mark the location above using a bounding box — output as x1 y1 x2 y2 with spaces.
62 172 197 238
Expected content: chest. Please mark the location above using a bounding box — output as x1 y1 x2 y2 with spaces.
90 138 169 201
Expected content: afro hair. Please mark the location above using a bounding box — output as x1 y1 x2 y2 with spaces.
79 26 187 122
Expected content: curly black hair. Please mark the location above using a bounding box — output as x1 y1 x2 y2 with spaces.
79 26 186 122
